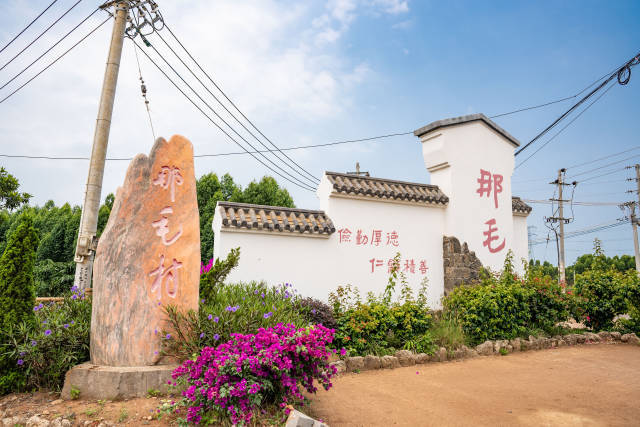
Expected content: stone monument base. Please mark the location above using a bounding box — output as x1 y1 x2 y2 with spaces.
61 363 178 400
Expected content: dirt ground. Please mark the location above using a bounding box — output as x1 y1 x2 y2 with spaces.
306 345 640 427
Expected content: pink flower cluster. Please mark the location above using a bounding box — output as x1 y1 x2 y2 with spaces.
200 258 214 275
171 323 337 425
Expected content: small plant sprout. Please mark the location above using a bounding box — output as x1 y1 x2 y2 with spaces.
118 407 128 422
70 385 81 400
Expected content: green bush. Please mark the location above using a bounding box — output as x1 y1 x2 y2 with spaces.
330 255 433 356
0 287 91 392
0 213 39 394
443 252 570 345
300 297 337 330
429 312 466 350
34 259 75 297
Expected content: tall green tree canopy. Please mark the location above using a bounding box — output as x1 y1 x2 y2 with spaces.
0 167 31 210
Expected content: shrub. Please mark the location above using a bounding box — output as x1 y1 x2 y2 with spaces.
171 323 337 425
0 213 39 394
300 297 337 330
429 312 466 350
200 248 240 302
0 286 91 392
34 259 75 297
162 281 307 361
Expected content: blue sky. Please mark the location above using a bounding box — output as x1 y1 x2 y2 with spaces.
0 0 639 265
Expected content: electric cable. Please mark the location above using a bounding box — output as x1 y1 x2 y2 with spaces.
0 0 59 55
567 154 640 179
131 39 316 192
0 8 101 91
0 0 85 72
515 81 617 169
131 41 156 143
152 30 319 186
567 145 640 170
0 15 112 105
578 167 627 183
162 22 320 185
143 41 316 192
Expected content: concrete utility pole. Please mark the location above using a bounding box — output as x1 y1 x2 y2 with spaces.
634 164 640 272
557 169 567 284
74 1 129 289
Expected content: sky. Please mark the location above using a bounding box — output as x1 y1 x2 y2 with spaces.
0 0 639 265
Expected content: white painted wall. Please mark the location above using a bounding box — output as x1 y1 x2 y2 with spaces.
512 215 529 270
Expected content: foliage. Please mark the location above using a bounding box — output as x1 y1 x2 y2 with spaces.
402 332 436 354
196 173 294 263
0 167 31 210
161 281 307 362
443 251 571 345
300 297 337 330
200 249 240 303
429 312 466 350
34 259 75 297
329 254 433 356
170 323 337 425
0 287 91 394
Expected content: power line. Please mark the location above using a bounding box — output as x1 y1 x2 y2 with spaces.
162 22 320 186
0 8 100 92
0 0 85 72
142 41 316 192
523 199 623 206
131 41 156 143
578 167 627 183
132 39 316 192
515 50 640 158
0 0 59 55
0 15 112 105
515 81 617 169
0 131 412 161
566 145 640 170
567 153 640 179
531 219 629 245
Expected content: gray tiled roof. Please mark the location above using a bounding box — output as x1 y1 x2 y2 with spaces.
325 172 449 206
217 201 336 235
512 197 532 215
413 113 520 147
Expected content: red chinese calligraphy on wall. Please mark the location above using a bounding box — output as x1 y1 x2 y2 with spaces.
483 218 506 253
337 228 400 247
476 169 503 209
149 254 183 298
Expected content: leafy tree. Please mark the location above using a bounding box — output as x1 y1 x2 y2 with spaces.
0 167 31 210
239 176 294 207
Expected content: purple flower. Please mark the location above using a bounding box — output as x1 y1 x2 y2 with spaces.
31 340 37 347
165 334 171 340
213 334 220 341
154 351 159 355
213 316 219 323
44 329 51 336
38 303 43 309
70 320 75 325
71 294 78 300
63 324 69 329
33 306 39 312
254 290 259 295
17 359 24 366
158 301 162 306
263 312 273 319
260 293 265 298
19 351 25 357
71 286 79 293
154 328 158 335
311 309 316 314
200 333 205 339
200 299 205 303
340 348 347 356
208 314 213 320
42 320 47 324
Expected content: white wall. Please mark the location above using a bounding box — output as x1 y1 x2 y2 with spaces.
512 215 529 270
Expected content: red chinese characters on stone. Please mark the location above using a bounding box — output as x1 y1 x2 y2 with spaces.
151 207 183 246
476 169 503 209
153 166 183 203
149 254 183 299
483 218 506 253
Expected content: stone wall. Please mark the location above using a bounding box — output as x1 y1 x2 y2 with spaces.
442 236 483 295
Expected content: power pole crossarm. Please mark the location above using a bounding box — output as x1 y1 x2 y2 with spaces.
74 2 129 289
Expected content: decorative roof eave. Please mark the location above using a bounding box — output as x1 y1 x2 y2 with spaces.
325 171 449 206
413 113 520 148
512 197 532 216
216 201 336 237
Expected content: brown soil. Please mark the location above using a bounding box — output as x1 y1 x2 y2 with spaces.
305 344 640 427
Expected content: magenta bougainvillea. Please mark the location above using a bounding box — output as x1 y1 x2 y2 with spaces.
171 323 337 425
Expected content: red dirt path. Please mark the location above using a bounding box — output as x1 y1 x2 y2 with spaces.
306 344 640 426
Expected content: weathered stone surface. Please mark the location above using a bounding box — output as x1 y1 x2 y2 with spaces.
346 356 364 372
363 355 381 370
381 355 400 369
557 338 566 347
91 136 200 366
395 350 416 367
442 236 484 295
61 362 176 400
3 417 26 427
461 345 478 358
330 360 346 374
436 347 447 362
563 335 576 346
610 331 622 341
575 334 587 344
415 353 430 364
26 415 50 427
476 340 494 355
597 331 612 342
285 409 328 427
50 419 72 427
584 332 601 343
509 338 521 352
494 340 509 353
622 333 640 345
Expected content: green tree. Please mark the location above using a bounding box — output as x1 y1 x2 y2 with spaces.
239 176 295 207
0 167 31 210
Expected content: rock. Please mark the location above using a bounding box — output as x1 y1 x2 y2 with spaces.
509 338 521 352
381 355 400 369
414 353 430 364
494 340 509 353
476 340 494 356
50 420 71 427
520 339 530 351
394 350 416 367
584 332 601 343
461 345 478 358
91 135 200 366
622 333 640 345
575 334 587 344
610 331 622 341
330 360 346 374
345 356 364 372
557 338 566 347
597 331 612 342
562 335 576 346
26 415 50 427
363 355 381 370
436 347 447 362
506 345 513 353
3 417 26 427
50 399 63 406
285 408 328 427
453 348 465 360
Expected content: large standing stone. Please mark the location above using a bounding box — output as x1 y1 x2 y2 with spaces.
91 135 200 366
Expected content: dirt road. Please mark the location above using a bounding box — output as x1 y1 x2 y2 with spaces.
306 345 640 426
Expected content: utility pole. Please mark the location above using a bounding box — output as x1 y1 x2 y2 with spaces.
73 1 129 289
635 164 640 272
545 168 573 284
347 162 370 177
